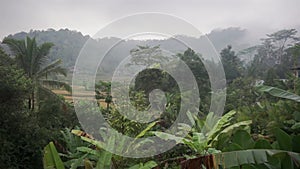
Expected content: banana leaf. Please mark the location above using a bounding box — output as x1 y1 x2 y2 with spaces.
214 149 300 168
43 142 65 169
257 85 300 102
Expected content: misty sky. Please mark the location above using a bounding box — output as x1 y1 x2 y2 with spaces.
0 0 300 39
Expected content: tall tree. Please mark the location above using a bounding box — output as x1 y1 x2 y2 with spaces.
128 45 169 67
265 29 299 64
128 45 173 94
2 36 70 110
0 48 31 106
0 48 34 168
248 29 300 78
177 48 211 112
220 45 243 82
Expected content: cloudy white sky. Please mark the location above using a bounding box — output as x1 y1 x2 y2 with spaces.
0 0 300 39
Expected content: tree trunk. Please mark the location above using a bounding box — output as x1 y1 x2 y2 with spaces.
106 102 110 111
181 155 216 169
28 97 32 109
31 91 35 110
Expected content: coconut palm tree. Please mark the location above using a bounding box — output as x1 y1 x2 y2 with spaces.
2 36 71 110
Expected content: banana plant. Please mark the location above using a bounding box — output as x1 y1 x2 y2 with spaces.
154 111 300 168
256 85 300 132
70 121 158 169
70 129 114 169
43 142 65 169
58 128 96 169
257 85 300 102
153 110 251 155
214 129 300 168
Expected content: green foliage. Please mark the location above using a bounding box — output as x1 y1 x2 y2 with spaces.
0 49 32 103
127 161 157 169
271 128 292 151
136 121 158 138
0 48 37 168
247 29 299 79
154 111 251 156
132 68 178 99
129 45 169 67
58 128 93 169
7 29 89 68
237 100 295 135
220 45 243 82
257 85 300 102
43 142 65 169
3 28 300 169
66 121 158 168
62 129 114 168
2 36 70 110
225 77 259 112
215 150 269 168
95 80 112 110
243 85 300 135
0 46 77 169
177 48 211 112
102 106 145 137
215 128 300 168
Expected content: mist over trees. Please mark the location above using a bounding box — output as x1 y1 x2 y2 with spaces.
1 27 300 168
3 27 251 71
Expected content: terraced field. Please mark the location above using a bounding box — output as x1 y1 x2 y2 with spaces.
52 85 108 108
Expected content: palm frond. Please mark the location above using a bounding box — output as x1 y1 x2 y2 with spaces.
2 38 26 55
26 37 38 77
38 42 54 57
38 65 67 78
47 66 67 77
2 38 27 70
33 42 54 73
38 86 68 105
36 59 67 78
41 79 72 93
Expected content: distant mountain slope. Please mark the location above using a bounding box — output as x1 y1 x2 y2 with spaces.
2 27 252 72
4 28 90 67
207 27 249 51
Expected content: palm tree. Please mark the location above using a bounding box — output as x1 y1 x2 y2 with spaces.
2 36 71 110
